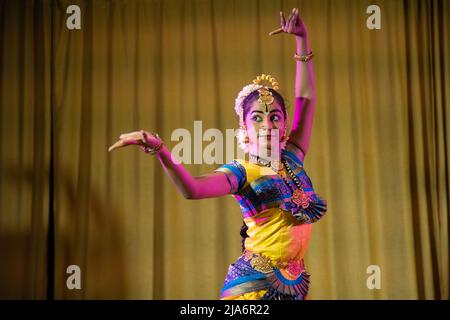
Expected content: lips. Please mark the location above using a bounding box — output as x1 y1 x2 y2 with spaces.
258 129 279 137
258 135 278 139
258 132 276 137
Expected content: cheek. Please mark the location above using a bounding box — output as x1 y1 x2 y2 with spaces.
274 120 287 135
246 124 258 139
281 123 287 135
281 118 288 132
244 121 259 144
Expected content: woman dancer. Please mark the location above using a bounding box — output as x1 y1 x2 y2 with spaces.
109 8 327 300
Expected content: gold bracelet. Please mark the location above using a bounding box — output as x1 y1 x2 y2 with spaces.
294 51 314 62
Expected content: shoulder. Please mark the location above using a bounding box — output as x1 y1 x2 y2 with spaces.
282 140 305 166
214 159 247 177
214 158 269 193
214 159 247 193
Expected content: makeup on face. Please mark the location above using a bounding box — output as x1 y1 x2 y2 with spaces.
248 103 284 133
245 100 286 154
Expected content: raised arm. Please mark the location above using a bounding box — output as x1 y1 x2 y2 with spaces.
290 33 316 160
108 130 234 199
274 8 316 162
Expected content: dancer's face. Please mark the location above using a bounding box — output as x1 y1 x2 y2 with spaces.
245 99 287 156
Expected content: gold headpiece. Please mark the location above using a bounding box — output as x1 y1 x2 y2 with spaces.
253 74 279 106
236 74 281 130
252 74 279 90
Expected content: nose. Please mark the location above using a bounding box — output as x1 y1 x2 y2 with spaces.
262 118 277 130
259 123 279 138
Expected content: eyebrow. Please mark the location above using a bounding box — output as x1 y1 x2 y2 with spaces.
251 110 283 115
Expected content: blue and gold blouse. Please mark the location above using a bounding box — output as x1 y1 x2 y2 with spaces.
214 141 327 300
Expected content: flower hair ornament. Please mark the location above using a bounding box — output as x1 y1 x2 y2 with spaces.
235 74 290 153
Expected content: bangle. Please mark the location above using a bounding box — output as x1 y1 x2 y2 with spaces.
294 51 314 62
144 132 164 155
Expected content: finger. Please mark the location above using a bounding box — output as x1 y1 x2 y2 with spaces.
288 7 295 21
108 138 141 152
291 10 299 29
286 18 295 32
119 131 141 139
121 133 145 144
287 8 296 31
108 140 126 152
286 12 293 26
123 137 143 146
269 27 283 36
279 11 286 28
288 13 300 32
284 9 295 32
109 139 136 152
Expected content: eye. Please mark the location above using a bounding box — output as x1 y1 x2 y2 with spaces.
271 114 281 122
251 115 262 122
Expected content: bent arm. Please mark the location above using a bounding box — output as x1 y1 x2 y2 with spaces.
156 145 233 199
289 35 316 161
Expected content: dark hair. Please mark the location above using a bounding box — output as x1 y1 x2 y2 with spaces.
240 221 248 252
241 88 287 123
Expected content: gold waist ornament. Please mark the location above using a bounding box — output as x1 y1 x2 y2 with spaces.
243 250 304 278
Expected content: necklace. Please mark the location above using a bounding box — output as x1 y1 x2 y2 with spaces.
249 154 282 172
280 159 310 209
249 154 310 209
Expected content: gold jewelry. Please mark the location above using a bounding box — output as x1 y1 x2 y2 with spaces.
236 74 281 129
257 87 274 105
252 74 279 107
249 154 282 172
294 51 314 62
243 250 305 274
252 74 279 91
281 159 310 209
144 132 164 155
250 254 273 274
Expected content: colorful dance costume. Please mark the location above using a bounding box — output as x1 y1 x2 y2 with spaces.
215 141 327 300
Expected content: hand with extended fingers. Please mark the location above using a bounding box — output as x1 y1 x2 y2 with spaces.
108 130 164 155
269 7 308 38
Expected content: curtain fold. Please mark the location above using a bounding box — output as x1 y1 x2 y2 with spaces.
0 0 448 299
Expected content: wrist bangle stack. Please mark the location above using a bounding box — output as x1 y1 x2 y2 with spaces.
294 51 314 62
144 132 164 155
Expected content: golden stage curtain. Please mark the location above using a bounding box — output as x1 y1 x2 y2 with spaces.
0 0 448 299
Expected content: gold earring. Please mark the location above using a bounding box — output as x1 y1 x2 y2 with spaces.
243 131 250 143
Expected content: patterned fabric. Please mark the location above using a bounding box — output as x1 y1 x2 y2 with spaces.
214 159 247 194
214 142 327 221
215 141 327 300
221 289 269 300
220 251 310 300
